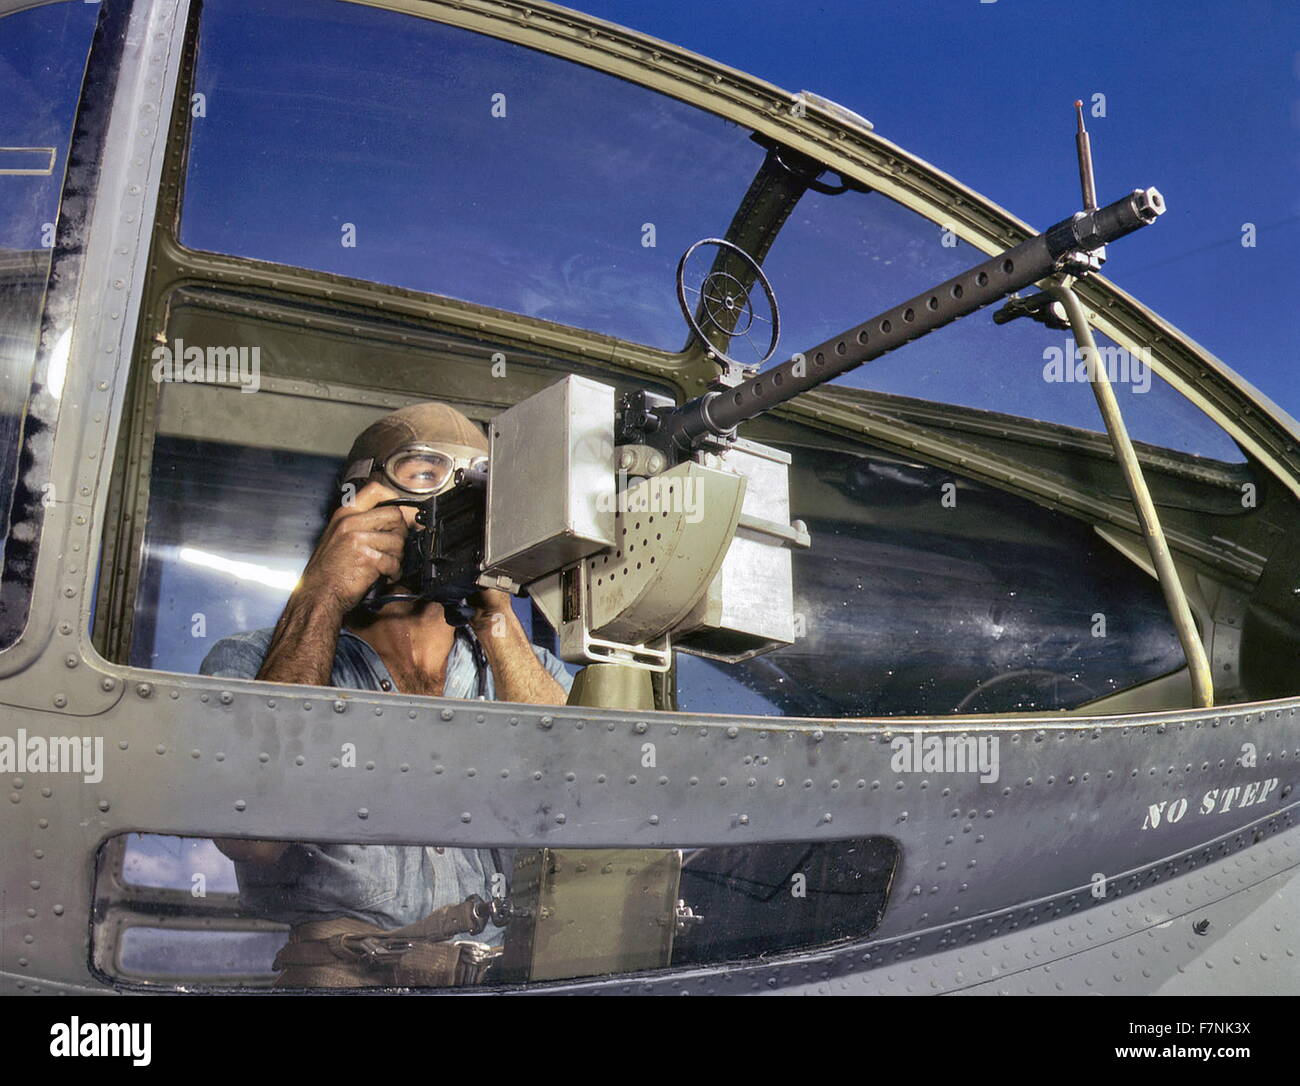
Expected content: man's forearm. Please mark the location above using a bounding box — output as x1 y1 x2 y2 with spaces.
472 608 568 705
257 593 345 686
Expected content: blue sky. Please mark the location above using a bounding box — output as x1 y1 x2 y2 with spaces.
572 0 1300 421
4 0 1294 426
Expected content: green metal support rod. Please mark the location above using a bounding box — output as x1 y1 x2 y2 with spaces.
1049 281 1214 708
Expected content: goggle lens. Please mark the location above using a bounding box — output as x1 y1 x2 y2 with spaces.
385 450 455 494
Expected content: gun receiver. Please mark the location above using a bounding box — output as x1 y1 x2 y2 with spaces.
641 186 1164 453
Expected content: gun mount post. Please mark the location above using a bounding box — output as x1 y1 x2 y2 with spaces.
1049 281 1214 708
565 662 656 710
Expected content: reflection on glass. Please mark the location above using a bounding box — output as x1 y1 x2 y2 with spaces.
129 431 336 672
0 2 98 645
122 833 239 893
129 427 556 674
119 928 286 978
676 442 1187 718
181 0 764 351
177 0 1246 465
0 3 96 248
94 833 896 988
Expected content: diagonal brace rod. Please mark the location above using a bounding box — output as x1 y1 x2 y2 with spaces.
1049 282 1214 708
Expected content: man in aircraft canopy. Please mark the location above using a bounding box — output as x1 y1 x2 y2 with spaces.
200 402 572 986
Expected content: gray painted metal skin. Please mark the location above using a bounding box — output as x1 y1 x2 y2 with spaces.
1 0 1298 996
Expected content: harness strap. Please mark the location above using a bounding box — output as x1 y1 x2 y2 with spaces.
388 894 487 942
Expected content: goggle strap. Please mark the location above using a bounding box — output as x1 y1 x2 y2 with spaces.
342 457 375 487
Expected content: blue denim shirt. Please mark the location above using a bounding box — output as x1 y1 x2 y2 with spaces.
199 625 572 942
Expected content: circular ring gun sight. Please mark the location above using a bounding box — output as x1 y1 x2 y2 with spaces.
676 238 780 377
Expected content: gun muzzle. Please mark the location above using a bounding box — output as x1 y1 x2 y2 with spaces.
1045 188 1165 258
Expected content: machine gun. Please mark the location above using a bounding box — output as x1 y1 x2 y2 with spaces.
402 106 1171 689
405 199 1164 678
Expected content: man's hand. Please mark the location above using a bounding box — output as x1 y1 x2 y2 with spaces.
297 480 409 616
256 481 408 687
469 591 568 705
468 586 513 633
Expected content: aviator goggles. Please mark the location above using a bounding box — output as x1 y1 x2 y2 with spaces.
345 442 488 499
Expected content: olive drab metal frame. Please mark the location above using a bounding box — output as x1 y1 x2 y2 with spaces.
2 0 1299 995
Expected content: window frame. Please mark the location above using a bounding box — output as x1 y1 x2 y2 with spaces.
0 0 180 690
0 0 105 653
